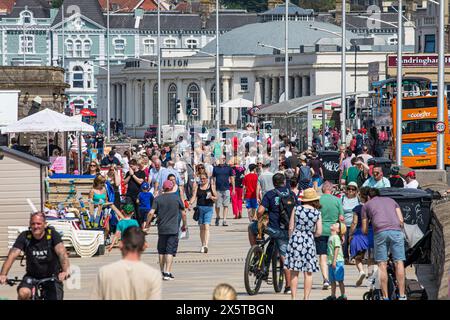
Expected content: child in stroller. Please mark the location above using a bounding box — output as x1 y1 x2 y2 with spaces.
363 230 430 300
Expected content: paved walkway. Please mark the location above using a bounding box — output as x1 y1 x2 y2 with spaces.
0 212 417 300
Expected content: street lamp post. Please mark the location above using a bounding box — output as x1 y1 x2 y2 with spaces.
396 0 403 167
107 0 111 142
341 0 347 146
216 0 221 139
284 1 289 101
157 0 162 144
437 0 445 170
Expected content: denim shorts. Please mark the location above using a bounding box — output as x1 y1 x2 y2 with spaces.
315 236 329 256
328 261 345 282
374 230 406 262
266 226 288 258
246 198 258 209
198 206 214 225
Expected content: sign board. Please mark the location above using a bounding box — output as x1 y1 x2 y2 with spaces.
436 121 446 134
0 91 20 127
50 156 67 174
387 54 450 68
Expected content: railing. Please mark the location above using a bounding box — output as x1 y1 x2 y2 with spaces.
422 17 436 26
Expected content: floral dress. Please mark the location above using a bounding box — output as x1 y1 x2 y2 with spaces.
285 205 321 272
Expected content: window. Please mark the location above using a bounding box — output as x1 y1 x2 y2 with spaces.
20 35 34 54
74 40 82 57
388 37 398 45
21 11 32 24
66 40 73 57
187 83 200 121
153 84 158 122
73 99 85 111
186 38 198 49
402 120 436 134
168 83 177 124
114 39 125 55
143 38 156 55
240 77 249 92
165 38 176 49
140 83 145 126
72 66 84 89
424 34 436 53
83 40 91 57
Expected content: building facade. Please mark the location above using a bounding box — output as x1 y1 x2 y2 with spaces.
96 20 393 137
0 0 258 115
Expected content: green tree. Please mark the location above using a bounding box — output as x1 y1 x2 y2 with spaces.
221 0 268 13
52 0 64 8
296 0 336 11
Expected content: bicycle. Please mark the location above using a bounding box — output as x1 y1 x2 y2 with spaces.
244 234 284 295
6 276 63 300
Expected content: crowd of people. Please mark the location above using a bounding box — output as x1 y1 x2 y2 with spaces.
1 123 420 300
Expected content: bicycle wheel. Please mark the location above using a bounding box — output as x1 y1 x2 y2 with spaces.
244 245 264 295
271 249 284 293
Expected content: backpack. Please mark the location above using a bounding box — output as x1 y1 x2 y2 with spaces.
356 134 363 149
275 190 297 230
21 227 55 266
298 166 312 183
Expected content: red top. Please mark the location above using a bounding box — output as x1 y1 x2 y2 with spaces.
243 173 258 199
232 136 239 152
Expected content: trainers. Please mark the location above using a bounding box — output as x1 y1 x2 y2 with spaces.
168 273 175 280
356 271 366 287
337 295 347 300
222 221 229 227
215 217 220 226
322 280 330 290
284 287 292 294
204 246 208 253
162 272 171 281
398 295 407 300
200 246 205 253
323 295 336 300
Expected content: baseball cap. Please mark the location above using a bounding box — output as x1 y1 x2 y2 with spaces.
391 166 400 175
163 180 174 191
347 181 358 188
141 182 150 190
406 171 416 178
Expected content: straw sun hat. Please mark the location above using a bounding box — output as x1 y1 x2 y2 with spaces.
302 188 320 202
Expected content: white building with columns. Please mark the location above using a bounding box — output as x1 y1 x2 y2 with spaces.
97 20 397 137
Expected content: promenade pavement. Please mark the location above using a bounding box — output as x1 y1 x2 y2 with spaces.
0 211 417 300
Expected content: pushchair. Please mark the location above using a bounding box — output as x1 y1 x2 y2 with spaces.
363 229 431 300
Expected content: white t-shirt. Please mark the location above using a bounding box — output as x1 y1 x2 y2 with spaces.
358 153 373 165
405 180 419 189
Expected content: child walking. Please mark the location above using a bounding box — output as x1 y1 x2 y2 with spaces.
137 182 154 230
324 221 347 300
243 164 258 222
108 203 139 252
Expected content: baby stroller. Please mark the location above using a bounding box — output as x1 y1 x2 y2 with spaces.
363 229 431 300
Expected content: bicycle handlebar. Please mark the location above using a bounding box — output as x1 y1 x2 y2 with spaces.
6 276 65 287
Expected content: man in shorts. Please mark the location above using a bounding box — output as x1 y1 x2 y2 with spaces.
362 188 406 300
146 180 186 281
212 155 235 226
248 173 293 294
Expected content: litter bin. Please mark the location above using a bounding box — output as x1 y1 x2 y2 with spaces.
379 188 432 234
368 157 392 177
318 151 340 184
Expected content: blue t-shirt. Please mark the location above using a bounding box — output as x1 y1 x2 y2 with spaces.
116 219 140 237
138 191 154 210
261 186 291 230
213 165 234 191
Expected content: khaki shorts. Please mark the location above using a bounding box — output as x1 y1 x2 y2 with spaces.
216 190 231 207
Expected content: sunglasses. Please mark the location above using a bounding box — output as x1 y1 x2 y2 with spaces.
90 164 97 167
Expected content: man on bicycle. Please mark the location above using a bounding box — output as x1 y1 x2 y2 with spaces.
248 173 295 294
0 212 70 300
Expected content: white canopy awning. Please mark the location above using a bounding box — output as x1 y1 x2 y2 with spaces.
221 98 253 109
1 108 95 134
